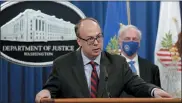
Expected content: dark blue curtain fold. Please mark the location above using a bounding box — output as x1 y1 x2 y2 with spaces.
1 1 175 103
129 1 160 62
71 1 108 31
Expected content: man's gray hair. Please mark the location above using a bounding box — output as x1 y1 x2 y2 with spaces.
118 25 142 40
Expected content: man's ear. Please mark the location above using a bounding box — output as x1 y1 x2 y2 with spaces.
77 39 82 47
118 38 122 47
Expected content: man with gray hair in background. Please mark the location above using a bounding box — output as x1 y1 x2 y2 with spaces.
118 25 161 97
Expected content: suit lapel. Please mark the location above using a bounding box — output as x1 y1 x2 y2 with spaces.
97 52 110 97
72 50 90 97
138 56 146 79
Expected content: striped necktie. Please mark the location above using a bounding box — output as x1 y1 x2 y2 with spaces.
128 61 137 73
89 61 99 98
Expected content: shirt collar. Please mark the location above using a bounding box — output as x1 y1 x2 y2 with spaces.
81 50 101 66
121 53 138 63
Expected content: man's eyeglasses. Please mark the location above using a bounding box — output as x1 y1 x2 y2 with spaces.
78 34 103 45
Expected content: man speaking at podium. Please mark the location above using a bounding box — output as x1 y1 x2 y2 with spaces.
35 18 172 103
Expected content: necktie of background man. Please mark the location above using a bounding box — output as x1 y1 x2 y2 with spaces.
128 61 137 73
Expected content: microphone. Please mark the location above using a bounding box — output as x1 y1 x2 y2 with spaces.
103 67 112 98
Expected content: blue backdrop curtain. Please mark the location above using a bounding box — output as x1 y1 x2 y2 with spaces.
129 1 160 62
103 1 128 50
0 1 165 103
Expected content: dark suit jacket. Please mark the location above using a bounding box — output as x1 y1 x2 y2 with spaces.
43 50 158 98
120 56 161 97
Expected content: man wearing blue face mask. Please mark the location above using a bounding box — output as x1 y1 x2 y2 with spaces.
118 25 161 97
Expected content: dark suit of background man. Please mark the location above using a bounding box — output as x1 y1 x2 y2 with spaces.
118 25 161 97
35 17 172 103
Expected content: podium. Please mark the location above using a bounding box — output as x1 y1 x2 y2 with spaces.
40 98 181 103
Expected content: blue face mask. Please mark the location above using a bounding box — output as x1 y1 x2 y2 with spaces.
122 41 139 56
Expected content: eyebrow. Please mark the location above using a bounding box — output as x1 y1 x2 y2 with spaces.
125 37 138 38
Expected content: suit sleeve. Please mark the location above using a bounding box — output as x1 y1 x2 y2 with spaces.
152 65 161 88
122 59 158 97
43 61 62 98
